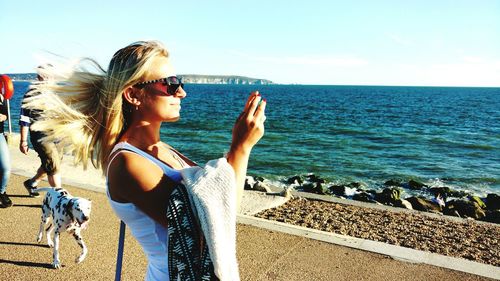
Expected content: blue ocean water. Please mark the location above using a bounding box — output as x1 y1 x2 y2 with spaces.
7 82 500 196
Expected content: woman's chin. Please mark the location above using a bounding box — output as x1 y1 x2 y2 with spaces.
165 116 180 122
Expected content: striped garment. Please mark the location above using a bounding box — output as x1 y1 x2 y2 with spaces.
19 89 43 127
166 184 218 280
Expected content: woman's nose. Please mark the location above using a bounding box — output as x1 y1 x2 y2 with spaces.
176 86 187 99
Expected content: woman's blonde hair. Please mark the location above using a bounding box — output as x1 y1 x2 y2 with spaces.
25 41 169 172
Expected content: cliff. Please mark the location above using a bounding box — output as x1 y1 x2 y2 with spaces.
178 74 273 85
4 73 273 85
5 73 38 81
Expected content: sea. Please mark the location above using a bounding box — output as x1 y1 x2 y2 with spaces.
6 82 500 197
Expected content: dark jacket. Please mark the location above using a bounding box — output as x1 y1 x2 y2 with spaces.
0 97 7 134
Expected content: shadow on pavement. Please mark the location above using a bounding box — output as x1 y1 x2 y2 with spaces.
8 194 34 198
12 204 41 208
0 241 50 248
0 258 54 269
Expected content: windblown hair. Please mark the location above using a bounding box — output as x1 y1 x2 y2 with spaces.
24 41 169 172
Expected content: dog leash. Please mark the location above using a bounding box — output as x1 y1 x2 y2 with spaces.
115 220 126 281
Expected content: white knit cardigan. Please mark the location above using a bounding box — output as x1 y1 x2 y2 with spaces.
181 158 240 281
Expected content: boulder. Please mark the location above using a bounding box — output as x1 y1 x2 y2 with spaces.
406 196 442 213
374 187 402 206
302 182 327 195
443 200 486 219
346 182 362 188
254 176 265 182
244 176 257 190
328 185 346 197
384 179 402 187
485 194 500 210
286 175 303 185
280 186 294 199
352 192 376 203
482 210 500 224
306 174 326 184
469 196 486 209
407 180 427 190
394 199 413 209
429 186 468 198
429 187 447 199
253 181 273 193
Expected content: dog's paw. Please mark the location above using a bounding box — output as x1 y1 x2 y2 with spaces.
36 234 42 243
47 240 54 248
52 261 61 269
76 254 87 264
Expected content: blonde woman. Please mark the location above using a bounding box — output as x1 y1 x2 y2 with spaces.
27 41 266 280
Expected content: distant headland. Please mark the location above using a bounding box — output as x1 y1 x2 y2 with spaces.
5 73 273 85
179 74 273 85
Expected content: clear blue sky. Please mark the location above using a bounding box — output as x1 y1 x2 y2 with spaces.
1 0 499 86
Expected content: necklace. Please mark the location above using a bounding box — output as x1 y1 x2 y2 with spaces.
165 145 187 168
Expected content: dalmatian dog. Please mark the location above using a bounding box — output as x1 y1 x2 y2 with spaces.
33 187 92 269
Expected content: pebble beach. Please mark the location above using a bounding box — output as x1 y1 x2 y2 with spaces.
256 197 500 267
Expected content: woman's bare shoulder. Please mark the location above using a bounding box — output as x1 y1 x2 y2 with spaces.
108 151 164 194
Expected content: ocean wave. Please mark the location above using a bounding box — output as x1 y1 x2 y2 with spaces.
428 137 496 150
331 127 375 136
460 143 497 150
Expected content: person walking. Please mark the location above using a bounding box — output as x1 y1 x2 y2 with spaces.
19 65 62 196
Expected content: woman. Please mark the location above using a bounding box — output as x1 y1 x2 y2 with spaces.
26 41 266 280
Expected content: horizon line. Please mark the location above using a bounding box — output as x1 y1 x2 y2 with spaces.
3 72 500 88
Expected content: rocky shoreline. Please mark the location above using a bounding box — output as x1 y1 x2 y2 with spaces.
255 197 500 267
246 174 500 224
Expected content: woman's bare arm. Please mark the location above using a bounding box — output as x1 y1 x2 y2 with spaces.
226 91 266 208
107 152 176 227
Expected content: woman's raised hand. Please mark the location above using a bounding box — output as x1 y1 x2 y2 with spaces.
231 91 266 153
227 91 266 207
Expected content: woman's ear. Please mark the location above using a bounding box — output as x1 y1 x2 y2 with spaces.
123 87 142 106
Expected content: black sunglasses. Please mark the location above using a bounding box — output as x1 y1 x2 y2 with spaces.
133 76 184 96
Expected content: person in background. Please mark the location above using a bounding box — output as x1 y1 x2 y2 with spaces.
0 89 12 207
23 41 266 280
19 65 62 196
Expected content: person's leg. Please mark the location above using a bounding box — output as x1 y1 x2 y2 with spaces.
48 142 64 189
0 134 10 194
23 165 44 197
47 173 61 188
0 135 12 207
28 132 49 195
45 140 62 188
32 149 61 189
28 166 47 187
31 131 63 189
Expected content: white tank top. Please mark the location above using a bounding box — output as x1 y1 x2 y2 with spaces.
106 142 188 281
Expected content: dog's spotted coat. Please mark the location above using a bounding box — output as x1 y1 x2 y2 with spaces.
34 187 92 269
